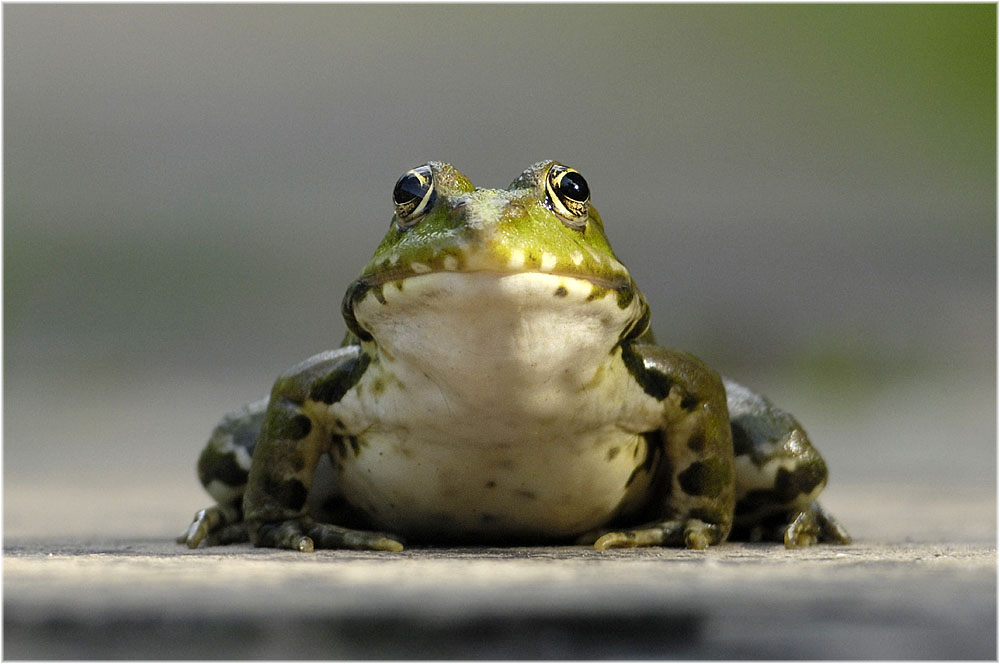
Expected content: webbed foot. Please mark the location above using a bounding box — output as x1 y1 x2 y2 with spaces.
250 517 404 552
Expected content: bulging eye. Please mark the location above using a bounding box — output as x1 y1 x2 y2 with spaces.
545 164 590 228
392 164 435 226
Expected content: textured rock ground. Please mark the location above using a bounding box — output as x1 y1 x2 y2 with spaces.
4 483 996 659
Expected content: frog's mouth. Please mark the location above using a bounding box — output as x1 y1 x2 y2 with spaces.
341 268 648 345
357 264 632 292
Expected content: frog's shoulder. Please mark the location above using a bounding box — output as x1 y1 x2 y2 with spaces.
268 346 364 404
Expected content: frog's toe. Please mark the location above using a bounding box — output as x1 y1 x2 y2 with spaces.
178 505 241 549
783 502 852 549
307 521 405 552
592 519 720 550
252 519 314 551
783 515 819 548
593 528 666 550
253 518 404 552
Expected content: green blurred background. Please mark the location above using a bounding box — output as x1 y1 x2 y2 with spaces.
4 4 995 538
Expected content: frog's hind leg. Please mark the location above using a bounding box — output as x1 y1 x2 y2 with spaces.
725 379 851 547
178 398 268 548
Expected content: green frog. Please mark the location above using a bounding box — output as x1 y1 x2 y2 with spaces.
179 161 850 552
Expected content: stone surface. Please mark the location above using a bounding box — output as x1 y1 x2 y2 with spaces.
5 534 995 659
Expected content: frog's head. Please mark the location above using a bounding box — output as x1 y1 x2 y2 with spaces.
343 161 650 351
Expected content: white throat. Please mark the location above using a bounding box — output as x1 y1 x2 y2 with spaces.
354 272 637 416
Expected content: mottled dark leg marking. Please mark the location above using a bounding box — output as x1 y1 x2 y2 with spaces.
180 399 268 548
261 475 309 512
774 463 826 502
677 457 730 497
724 377 850 546
620 342 671 400
197 445 249 490
243 393 326 550
238 346 405 552
686 430 705 453
730 420 756 458
310 352 371 405
290 414 312 439
181 346 389 551
595 343 735 550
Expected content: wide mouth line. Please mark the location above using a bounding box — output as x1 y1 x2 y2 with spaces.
360 267 630 292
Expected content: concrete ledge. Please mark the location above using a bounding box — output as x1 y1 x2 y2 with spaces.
5 539 995 659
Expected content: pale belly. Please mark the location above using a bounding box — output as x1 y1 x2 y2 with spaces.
332 271 664 541
335 425 658 542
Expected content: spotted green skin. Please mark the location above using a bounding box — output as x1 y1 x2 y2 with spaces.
180 160 850 552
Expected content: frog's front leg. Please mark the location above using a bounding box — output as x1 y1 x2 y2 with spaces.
591 343 736 550
243 347 404 553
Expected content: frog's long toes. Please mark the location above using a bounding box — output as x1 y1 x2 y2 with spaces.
593 531 637 550
594 525 676 549
783 510 818 548
179 506 243 549
252 519 314 551
684 530 710 550
179 509 212 548
306 522 405 552
182 526 205 549
784 529 818 549
783 502 852 548
372 537 405 552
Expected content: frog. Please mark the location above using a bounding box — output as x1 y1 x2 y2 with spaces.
179 160 851 552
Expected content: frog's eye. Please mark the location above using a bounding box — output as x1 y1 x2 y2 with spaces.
393 164 436 227
545 164 590 229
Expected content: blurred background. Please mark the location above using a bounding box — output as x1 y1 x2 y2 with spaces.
5 5 995 541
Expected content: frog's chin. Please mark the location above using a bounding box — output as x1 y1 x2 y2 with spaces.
349 270 647 374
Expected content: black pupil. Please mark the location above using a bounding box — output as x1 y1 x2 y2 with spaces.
558 171 589 203
393 172 428 207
